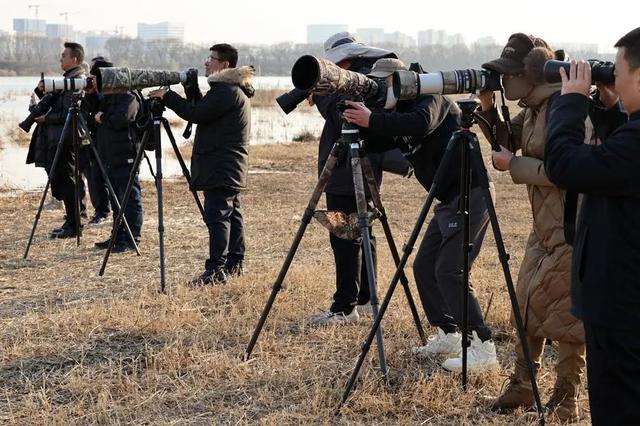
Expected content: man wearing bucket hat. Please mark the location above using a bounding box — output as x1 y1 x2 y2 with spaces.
306 32 396 326
476 33 598 421
343 58 498 373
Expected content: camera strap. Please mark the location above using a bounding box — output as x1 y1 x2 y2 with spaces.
499 89 516 153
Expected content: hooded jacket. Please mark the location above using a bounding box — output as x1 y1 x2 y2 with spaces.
163 66 254 191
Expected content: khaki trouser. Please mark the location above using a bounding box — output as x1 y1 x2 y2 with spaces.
515 336 586 384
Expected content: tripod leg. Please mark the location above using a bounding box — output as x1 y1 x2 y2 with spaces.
361 156 427 345
349 143 388 382
23 110 74 259
161 119 206 221
468 135 545 424
459 134 472 389
153 119 167 293
88 142 140 255
340 132 460 409
244 142 345 360
99 128 150 276
72 108 82 246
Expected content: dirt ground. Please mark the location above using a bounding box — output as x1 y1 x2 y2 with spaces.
0 140 590 424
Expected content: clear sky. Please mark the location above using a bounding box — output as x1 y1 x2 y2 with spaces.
0 0 633 52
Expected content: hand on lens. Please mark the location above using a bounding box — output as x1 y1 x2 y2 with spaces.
595 82 619 109
342 100 371 128
307 95 315 107
478 90 495 111
34 115 46 124
560 60 592 97
491 146 514 171
95 112 103 124
148 88 168 99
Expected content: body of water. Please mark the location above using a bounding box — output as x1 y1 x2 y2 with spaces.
0 76 323 191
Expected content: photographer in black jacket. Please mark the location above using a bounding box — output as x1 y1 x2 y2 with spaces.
343 58 498 373
544 27 640 425
87 59 143 253
149 43 254 285
35 42 88 238
307 32 394 326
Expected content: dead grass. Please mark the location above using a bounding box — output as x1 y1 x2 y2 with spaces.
0 138 590 424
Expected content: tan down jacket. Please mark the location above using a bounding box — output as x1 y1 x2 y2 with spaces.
479 83 596 343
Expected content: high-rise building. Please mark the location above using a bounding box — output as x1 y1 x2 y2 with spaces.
137 22 185 42
306 24 349 44
13 18 46 36
475 36 498 46
384 31 416 48
46 24 74 39
356 28 385 45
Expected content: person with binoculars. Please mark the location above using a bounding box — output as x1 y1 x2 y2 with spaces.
544 27 640 426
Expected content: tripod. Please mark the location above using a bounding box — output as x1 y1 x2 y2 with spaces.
24 93 140 259
98 98 206 293
244 118 428 380
338 99 545 424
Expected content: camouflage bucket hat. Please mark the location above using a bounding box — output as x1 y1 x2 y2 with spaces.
323 31 396 64
313 210 378 240
368 58 407 78
482 33 536 75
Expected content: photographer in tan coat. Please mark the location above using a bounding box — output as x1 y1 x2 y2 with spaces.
477 33 597 422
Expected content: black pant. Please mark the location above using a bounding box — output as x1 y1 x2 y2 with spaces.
46 143 86 225
203 189 245 272
326 193 376 314
107 164 143 243
84 147 110 216
584 322 640 425
412 187 491 341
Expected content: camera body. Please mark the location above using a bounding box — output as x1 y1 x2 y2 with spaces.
18 93 58 133
543 59 615 85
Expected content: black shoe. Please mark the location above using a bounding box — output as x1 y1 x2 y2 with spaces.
50 221 81 239
94 239 112 249
111 241 134 253
190 269 227 286
224 261 244 277
89 212 109 225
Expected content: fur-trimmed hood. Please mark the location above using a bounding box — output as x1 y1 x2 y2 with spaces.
207 66 255 98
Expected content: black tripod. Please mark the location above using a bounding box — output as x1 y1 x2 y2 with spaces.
338 99 545 425
24 93 140 259
244 118 428 380
98 98 206 293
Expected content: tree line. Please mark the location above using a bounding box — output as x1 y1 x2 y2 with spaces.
0 34 613 77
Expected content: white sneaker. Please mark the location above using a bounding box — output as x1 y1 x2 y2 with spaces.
441 331 499 373
412 328 462 357
357 301 373 316
306 309 360 326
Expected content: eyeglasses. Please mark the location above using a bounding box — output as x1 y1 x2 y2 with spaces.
208 56 223 62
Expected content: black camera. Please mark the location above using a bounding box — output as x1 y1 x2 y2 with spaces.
18 93 58 133
543 59 615 85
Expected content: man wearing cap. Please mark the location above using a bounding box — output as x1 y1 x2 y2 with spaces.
344 58 498 373
307 32 395 326
476 34 598 421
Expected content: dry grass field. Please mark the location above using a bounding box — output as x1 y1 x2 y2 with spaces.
0 139 591 424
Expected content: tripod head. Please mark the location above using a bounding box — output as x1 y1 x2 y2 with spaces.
148 98 166 117
457 98 479 130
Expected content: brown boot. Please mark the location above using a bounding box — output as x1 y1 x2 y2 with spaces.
546 376 580 423
491 367 535 412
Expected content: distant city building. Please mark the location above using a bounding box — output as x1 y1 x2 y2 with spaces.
474 36 498 46
384 31 416 48
356 28 385 45
552 41 599 54
449 33 465 45
46 24 74 40
137 22 185 42
13 18 46 36
419 29 465 46
76 31 113 56
306 24 349 44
